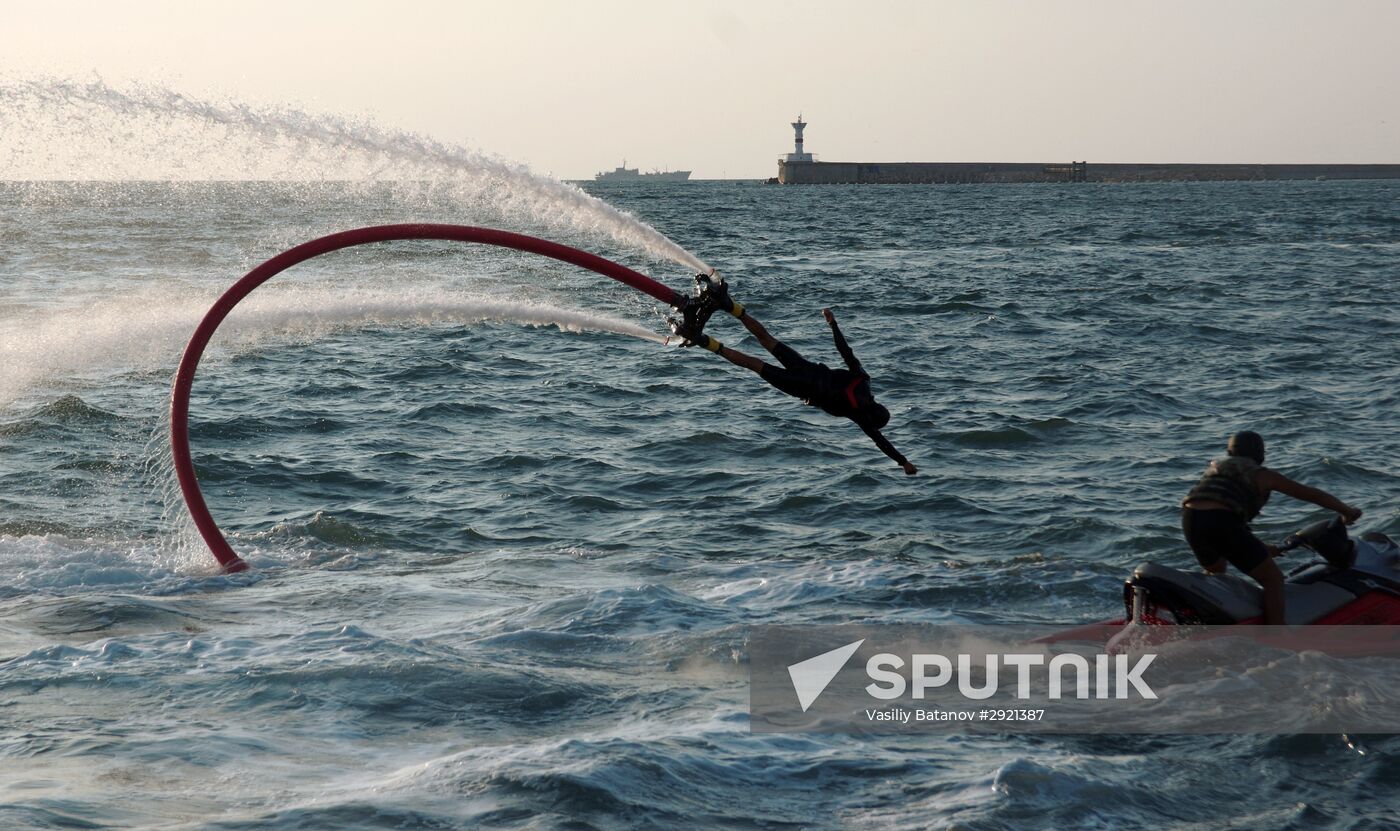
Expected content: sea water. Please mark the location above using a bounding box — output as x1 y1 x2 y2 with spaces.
2 176 1399 828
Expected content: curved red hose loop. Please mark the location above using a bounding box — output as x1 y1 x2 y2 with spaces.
170 224 686 573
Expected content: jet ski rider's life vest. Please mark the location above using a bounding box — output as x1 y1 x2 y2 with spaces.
1183 456 1270 521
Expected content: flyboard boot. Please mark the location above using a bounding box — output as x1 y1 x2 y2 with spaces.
667 271 739 351
697 272 744 319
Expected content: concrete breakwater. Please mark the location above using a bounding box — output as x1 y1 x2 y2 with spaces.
775 160 1400 184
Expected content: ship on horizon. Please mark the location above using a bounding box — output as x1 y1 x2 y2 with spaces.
594 160 691 182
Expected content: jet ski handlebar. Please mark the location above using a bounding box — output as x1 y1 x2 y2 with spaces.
1278 517 1356 568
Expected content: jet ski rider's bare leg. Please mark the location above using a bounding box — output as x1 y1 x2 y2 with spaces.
1248 558 1286 625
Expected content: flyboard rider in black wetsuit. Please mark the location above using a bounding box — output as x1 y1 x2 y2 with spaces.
669 274 917 476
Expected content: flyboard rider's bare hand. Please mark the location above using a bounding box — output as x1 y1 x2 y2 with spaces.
1341 506 1363 525
901 461 918 476
822 308 836 326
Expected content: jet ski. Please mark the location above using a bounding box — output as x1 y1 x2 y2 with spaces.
1051 519 1400 639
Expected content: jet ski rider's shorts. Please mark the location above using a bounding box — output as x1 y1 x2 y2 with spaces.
759 341 825 402
1181 507 1271 574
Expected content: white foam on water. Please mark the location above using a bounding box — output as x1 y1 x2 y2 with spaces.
0 285 666 408
0 77 710 272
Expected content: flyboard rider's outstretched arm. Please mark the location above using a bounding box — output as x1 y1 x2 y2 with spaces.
669 275 917 475
825 310 863 374
857 418 913 471
819 309 914 472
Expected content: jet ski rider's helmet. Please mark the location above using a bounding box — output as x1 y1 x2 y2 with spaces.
1227 431 1265 465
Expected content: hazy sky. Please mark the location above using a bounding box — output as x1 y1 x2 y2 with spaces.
4 0 1397 178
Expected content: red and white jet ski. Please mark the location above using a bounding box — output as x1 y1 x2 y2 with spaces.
1055 519 1400 637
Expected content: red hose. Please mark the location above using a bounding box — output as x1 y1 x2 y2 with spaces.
170 224 686 572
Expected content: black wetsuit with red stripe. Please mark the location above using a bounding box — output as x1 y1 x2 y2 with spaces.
757 322 908 467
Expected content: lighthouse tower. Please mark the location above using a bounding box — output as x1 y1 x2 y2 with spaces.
785 115 813 162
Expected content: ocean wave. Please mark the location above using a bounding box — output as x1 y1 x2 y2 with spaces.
0 533 212 596
0 395 125 437
253 511 397 548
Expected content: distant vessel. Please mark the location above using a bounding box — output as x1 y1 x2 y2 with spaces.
594 160 691 182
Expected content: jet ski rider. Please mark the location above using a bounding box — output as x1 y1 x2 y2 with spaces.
1181 431 1362 625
